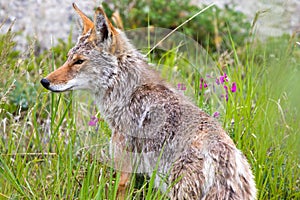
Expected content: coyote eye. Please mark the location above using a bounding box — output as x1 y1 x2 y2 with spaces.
74 59 84 65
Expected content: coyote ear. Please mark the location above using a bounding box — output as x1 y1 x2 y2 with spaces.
94 7 117 42
72 3 95 35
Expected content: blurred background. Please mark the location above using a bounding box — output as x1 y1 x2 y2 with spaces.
0 0 299 51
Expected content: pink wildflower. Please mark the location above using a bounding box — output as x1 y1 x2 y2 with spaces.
88 116 98 126
177 83 186 91
231 82 237 92
213 111 220 118
200 78 208 89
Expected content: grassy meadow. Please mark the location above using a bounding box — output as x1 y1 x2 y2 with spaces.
1 6 300 200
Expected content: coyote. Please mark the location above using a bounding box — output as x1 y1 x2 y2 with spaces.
41 3 256 200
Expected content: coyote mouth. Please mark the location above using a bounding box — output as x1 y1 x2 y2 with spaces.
40 78 75 92
48 86 74 93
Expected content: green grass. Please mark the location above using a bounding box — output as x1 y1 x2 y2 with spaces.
1 22 300 200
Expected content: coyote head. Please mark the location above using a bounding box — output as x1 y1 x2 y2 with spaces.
41 3 129 93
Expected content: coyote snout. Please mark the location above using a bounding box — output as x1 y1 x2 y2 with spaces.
41 3 256 200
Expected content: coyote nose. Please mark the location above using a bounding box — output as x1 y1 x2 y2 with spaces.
40 78 50 89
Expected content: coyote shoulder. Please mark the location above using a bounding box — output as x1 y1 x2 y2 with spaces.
41 3 256 200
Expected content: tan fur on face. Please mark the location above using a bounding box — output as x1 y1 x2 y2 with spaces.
45 61 75 84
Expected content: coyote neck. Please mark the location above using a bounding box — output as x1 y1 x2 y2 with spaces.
95 52 153 129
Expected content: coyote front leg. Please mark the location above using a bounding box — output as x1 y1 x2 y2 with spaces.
112 132 131 199
116 172 130 200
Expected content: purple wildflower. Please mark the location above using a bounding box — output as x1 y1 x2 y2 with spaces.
200 78 208 89
223 85 228 91
219 73 228 84
181 84 186 90
88 116 98 126
177 83 181 90
214 73 236 102
177 83 186 91
216 73 228 85
220 76 225 84
223 85 229 101
213 111 220 118
221 92 228 102
231 82 237 93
